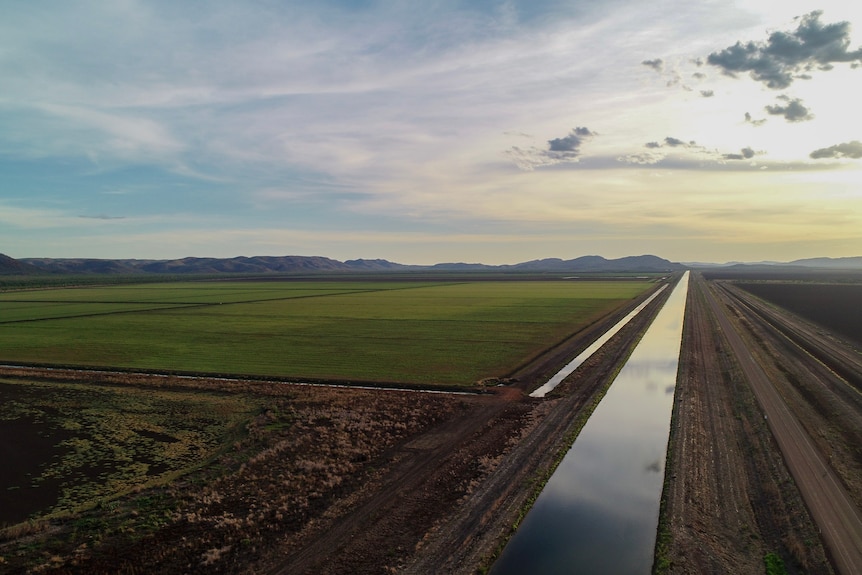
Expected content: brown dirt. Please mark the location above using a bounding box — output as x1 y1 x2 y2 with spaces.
657 272 862 574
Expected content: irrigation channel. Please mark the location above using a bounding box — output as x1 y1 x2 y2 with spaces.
493 271 690 575
530 284 669 398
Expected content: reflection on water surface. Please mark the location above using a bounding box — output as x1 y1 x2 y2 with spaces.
493 272 689 575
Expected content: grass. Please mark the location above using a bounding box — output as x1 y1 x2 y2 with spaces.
764 552 788 575
0 280 652 385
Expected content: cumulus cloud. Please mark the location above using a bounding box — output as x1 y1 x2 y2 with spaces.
723 147 757 160
547 127 596 155
809 140 862 159
692 72 706 79
706 11 862 89
642 58 663 72
507 127 598 170
765 96 814 122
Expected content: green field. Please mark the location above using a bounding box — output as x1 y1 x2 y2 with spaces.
0 280 653 385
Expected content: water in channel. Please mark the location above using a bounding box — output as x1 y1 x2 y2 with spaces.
492 271 690 575
530 284 668 398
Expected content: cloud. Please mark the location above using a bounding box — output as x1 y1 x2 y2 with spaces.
699 90 714 97
706 11 862 89
723 147 757 160
647 137 697 149
618 151 664 165
744 112 767 127
642 58 663 72
620 136 704 164
692 72 706 80
507 127 597 170
548 127 596 154
809 141 862 159
764 96 814 122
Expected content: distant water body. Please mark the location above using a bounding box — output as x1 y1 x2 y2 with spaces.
493 272 690 575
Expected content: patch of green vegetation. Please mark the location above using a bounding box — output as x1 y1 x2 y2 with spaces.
0 301 186 322
764 552 787 575
0 280 652 385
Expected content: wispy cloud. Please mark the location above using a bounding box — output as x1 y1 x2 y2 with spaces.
0 2 860 263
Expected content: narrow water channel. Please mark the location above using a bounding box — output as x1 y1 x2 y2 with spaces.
531 284 668 398
493 271 690 575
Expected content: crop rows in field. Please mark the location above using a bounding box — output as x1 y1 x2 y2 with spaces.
0 280 652 385
735 282 862 346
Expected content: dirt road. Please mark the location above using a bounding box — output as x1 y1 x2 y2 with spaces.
701 275 862 574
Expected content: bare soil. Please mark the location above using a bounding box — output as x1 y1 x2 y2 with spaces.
658 274 832 573
658 273 862 574
734 282 862 347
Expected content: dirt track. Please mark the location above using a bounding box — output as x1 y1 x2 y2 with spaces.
659 273 862 574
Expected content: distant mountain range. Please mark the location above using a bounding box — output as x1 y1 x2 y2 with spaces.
4 253 862 276
2 253 683 275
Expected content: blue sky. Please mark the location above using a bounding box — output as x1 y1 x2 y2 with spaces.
1 0 860 264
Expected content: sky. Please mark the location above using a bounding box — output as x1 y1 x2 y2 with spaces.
1 0 861 265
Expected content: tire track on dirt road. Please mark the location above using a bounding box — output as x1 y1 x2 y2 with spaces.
701 275 862 575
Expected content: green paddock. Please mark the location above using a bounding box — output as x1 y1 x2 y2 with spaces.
0 280 654 385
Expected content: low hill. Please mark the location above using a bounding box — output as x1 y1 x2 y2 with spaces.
788 256 862 269
0 253 44 275
504 254 680 273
